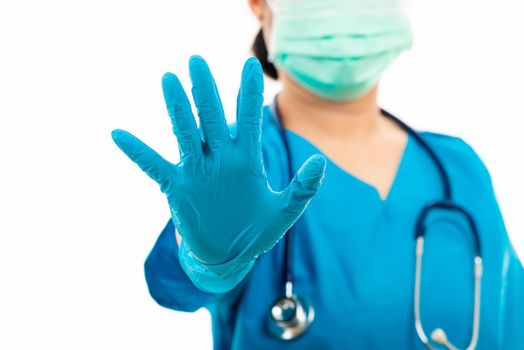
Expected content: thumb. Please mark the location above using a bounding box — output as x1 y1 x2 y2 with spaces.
281 154 326 218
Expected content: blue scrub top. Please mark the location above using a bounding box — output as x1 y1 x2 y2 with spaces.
144 105 524 349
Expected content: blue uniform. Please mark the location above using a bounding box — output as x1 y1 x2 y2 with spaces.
144 105 524 349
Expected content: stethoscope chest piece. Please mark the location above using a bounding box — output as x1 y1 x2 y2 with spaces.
269 100 483 347
267 294 315 341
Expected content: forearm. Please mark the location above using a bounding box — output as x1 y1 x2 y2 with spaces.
144 220 215 312
146 219 256 309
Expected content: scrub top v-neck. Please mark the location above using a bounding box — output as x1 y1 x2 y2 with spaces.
144 105 524 350
282 125 413 204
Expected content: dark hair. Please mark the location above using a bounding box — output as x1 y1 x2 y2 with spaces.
252 29 279 80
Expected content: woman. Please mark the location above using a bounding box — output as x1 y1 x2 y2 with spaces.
111 0 524 348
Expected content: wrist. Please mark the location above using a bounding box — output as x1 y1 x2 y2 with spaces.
178 240 256 294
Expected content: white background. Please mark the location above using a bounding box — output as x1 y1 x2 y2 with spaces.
1 0 523 349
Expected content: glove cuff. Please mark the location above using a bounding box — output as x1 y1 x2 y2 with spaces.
178 240 256 294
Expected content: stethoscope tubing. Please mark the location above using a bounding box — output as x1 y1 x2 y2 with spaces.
269 97 483 347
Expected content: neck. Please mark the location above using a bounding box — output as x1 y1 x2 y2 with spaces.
276 72 383 141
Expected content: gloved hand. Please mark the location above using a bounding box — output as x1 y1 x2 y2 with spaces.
111 56 326 293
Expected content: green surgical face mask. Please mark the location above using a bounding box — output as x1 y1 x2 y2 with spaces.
266 0 413 101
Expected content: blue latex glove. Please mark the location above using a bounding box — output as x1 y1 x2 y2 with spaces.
111 56 326 293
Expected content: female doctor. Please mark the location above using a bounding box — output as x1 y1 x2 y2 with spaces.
111 0 524 348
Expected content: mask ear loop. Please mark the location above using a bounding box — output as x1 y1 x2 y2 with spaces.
263 0 279 63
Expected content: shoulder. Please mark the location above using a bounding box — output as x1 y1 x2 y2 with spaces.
417 130 493 192
418 130 482 164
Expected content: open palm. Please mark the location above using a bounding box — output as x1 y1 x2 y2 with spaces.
112 56 326 270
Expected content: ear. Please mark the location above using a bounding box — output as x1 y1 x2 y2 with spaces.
248 0 267 26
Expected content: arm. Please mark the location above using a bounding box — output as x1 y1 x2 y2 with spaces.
502 246 524 348
112 56 325 296
144 219 215 312
459 139 524 344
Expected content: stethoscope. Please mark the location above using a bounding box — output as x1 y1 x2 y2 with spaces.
267 98 483 350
